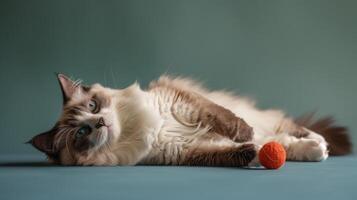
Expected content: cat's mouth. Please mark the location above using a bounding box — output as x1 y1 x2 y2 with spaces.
101 124 113 133
91 128 111 148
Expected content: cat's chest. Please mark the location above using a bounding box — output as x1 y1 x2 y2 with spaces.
141 93 208 165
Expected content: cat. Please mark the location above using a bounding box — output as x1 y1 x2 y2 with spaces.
29 74 352 166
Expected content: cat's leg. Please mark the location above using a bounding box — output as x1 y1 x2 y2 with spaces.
181 143 257 167
150 77 254 143
170 91 254 143
264 131 328 161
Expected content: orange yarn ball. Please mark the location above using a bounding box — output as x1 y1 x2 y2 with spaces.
259 142 286 169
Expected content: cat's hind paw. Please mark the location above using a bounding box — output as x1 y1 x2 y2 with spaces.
288 138 328 161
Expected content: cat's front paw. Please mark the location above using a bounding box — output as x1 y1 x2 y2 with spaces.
236 143 258 166
247 144 262 167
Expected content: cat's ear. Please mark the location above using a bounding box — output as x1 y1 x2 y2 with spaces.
57 73 82 104
29 128 57 156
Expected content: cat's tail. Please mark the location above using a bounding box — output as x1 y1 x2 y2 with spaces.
295 113 353 156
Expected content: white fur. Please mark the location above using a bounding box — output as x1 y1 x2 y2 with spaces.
105 76 328 166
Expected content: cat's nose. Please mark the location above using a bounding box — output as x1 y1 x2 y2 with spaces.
95 117 106 129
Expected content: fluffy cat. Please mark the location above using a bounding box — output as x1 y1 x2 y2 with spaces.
29 74 352 166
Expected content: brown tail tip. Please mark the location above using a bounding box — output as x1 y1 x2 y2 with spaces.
295 113 353 156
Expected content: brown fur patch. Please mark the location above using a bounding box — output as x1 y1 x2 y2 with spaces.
197 104 253 142
289 127 310 138
182 144 256 167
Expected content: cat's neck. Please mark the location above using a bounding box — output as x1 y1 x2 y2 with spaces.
110 83 164 165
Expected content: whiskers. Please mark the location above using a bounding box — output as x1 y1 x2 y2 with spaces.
53 127 70 150
53 126 76 162
92 129 112 151
102 66 119 88
64 130 74 161
109 66 119 89
54 125 115 165
103 138 113 153
72 79 82 88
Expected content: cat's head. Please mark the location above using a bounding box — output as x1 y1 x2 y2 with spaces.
29 74 120 165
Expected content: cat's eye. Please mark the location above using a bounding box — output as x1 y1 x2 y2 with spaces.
88 99 99 113
76 125 92 138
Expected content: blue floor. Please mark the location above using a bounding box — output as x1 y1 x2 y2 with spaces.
0 155 356 200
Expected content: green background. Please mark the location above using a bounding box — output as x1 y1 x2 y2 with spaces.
1 0 356 156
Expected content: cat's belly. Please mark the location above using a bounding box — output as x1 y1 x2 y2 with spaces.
139 120 239 165
140 128 196 165
139 115 213 165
